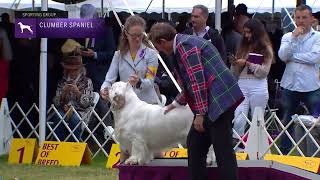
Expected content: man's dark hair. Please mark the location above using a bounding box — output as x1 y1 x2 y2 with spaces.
1 13 10 23
235 3 248 16
295 4 313 15
149 22 176 44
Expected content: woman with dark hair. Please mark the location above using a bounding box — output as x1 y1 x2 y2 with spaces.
231 19 274 144
221 12 242 68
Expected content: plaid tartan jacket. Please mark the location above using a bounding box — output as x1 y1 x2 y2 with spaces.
173 34 244 122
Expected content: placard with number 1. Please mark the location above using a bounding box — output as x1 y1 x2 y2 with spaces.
8 138 37 164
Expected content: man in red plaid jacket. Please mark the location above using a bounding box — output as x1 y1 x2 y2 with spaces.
149 22 244 180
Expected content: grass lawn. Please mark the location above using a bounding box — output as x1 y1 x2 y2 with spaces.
0 154 118 180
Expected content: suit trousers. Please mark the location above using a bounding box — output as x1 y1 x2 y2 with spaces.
187 107 239 180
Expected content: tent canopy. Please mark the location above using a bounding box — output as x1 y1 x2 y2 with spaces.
77 0 226 13
0 0 302 13
0 0 65 10
77 0 298 13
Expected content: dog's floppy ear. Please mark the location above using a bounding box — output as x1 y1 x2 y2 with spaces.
125 81 135 92
112 94 125 110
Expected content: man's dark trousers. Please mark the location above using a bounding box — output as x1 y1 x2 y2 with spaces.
187 107 238 180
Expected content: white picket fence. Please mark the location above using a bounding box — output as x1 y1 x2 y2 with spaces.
0 98 116 159
1 97 320 160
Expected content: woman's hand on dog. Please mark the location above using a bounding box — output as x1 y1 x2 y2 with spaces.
100 88 110 101
164 103 176 114
128 73 139 86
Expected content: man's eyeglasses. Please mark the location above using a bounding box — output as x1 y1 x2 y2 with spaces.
126 30 144 39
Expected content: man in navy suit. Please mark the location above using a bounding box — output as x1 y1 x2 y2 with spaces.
183 4 227 64
79 4 116 92
78 4 116 144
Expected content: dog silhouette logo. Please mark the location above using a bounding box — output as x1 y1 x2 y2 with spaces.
17 22 33 34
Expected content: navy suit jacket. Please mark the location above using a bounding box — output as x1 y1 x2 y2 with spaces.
79 26 116 92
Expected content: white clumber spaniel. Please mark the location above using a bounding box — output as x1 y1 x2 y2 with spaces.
109 81 215 165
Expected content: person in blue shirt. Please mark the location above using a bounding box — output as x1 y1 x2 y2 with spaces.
278 4 320 154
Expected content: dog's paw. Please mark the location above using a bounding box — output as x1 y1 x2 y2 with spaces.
125 155 149 165
206 145 216 166
206 156 215 166
206 152 216 166
124 156 139 165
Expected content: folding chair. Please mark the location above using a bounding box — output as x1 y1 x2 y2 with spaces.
80 92 100 137
46 92 100 142
104 125 119 144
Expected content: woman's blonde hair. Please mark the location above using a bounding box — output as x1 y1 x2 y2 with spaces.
118 15 151 57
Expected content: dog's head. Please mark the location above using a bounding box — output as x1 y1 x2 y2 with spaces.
109 81 132 110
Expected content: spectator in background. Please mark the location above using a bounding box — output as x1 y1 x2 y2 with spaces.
0 13 14 48
221 12 242 68
266 23 284 111
0 13 14 100
47 38 68 106
77 4 116 130
0 27 12 99
100 15 159 105
175 14 190 33
183 4 227 64
312 17 319 31
233 3 250 34
7 38 40 138
110 13 126 48
52 41 94 142
146 18 157 33
278 5 320 154
79 4 116 93
154 52 179 105
231 19 273 146
146 19 179 104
